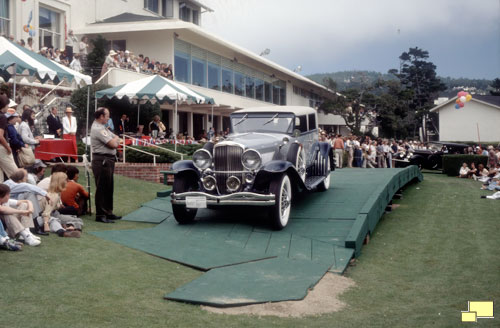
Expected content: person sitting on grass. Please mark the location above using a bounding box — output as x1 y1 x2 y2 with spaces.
474 164 490 182
2 169 50 235
60 166 89 216
0 184 40 246
0 218 22 251
467 162 477 179
26 160 47 185
487 163 500 179
37 164 67 191
40 172 82 237
459 162 470 178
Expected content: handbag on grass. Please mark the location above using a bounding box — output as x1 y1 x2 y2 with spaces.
18 147 36 167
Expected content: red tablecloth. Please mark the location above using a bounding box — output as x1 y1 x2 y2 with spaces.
34 139 78 160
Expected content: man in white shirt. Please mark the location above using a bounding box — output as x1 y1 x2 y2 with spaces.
345 136 354 168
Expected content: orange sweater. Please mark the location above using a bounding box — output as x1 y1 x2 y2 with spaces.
61 180 89 209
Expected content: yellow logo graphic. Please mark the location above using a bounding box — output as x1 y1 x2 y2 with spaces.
461 301 494 322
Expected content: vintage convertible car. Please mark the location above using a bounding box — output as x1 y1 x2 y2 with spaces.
170 106 333 230
394 141 469 170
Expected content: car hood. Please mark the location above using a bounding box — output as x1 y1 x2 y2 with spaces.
219 132 287 159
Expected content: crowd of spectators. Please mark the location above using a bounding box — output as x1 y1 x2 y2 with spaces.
100 50 173 79
0 163 88 252
4 31 89 73
4 32 174 78
458 145 500 197
317 132 428 169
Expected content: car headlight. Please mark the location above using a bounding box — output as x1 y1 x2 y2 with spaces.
226 176 241 192
202 176 216 191
241 149 262 170
193 149 212 170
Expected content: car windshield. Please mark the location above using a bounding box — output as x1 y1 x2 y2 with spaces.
230 113 295 134
427 143 442 151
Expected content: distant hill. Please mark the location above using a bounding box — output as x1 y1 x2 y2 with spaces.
307 71 494 96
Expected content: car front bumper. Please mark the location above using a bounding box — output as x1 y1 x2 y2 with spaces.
171 191 276 206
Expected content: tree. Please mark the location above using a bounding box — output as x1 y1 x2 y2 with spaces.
319 87 378 135
322 77 337 91
86 35 108 79
375 80 413 139
70 84 111 136
490 78 500 96
388 47 446 138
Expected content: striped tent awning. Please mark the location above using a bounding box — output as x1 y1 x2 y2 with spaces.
0 36 91 86
95 75 215 105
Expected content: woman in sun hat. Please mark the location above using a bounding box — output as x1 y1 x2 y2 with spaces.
62 106 78 159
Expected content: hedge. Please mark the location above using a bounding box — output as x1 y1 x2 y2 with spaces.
442 155 488 176
124 143 203 163
159 143 203 156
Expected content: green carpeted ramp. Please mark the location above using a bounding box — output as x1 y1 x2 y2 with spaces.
92 166 421 306
121 206 171 223
165 258 333 306
122 198 173 223
91 220 275 270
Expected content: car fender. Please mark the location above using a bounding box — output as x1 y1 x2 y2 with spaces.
256 160 306 189
409 154 425 165
203 141 214 155
172 160 200 177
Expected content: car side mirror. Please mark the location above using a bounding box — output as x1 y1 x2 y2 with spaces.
292 129 301 137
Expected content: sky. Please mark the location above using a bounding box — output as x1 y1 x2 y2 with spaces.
201 0 500 79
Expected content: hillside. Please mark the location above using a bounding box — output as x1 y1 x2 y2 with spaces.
307 71 494 96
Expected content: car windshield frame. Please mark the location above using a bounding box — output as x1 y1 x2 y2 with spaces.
230 112 295 134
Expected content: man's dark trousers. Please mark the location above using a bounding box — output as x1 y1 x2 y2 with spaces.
91 154 115 216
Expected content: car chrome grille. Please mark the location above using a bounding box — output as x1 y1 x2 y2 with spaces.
214 145 244 194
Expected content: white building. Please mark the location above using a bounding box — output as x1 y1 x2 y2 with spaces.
1 0 338 138
430 95 500 142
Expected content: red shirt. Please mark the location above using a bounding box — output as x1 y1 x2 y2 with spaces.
333 138 344 150
61 180 89 209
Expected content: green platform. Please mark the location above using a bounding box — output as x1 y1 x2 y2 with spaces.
121 198 173 223
92 166 422 306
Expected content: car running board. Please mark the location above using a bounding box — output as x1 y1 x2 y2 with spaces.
304 175 326 189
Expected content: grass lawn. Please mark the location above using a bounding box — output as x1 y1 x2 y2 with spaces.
1 171 499 327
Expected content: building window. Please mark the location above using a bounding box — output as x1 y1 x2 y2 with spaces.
208 62 221 90
222 68 233 93
245 76 254 99
173 39 288 105
192 56 206 87
234 72 245 96
264 82 272 103
161 0 173 17
255 78 264 101
144 0 159 13
0 0 9 37
174 50 190 83
280 84 286 105
192 10 199 25
272 82 280 105
39 6 61 48
179 3 191 22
